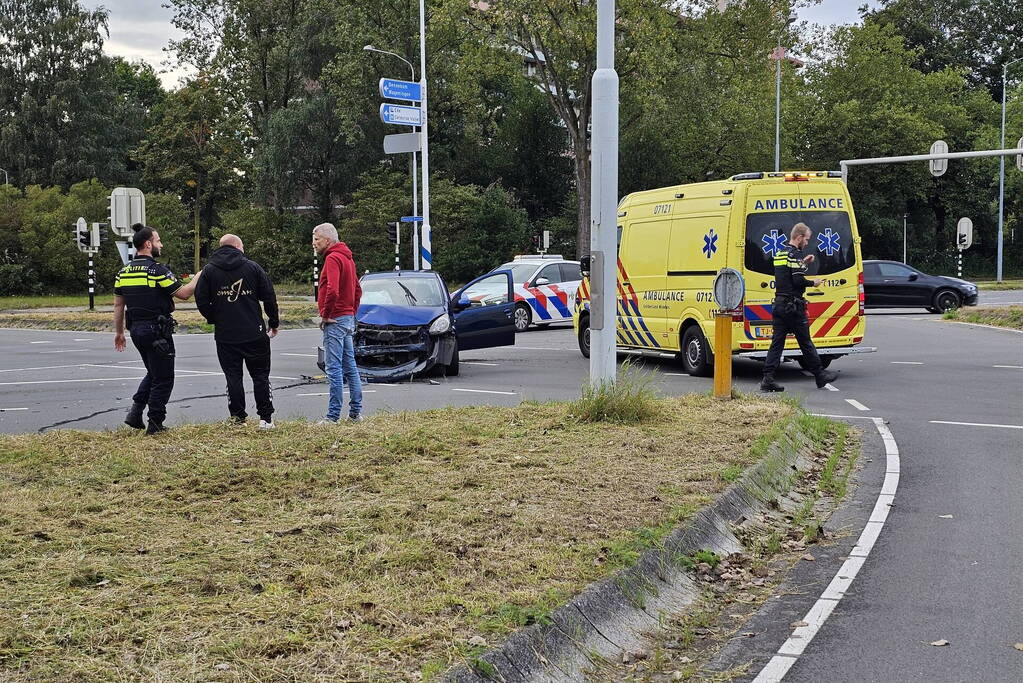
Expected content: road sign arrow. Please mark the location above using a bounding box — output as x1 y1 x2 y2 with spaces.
380 103 423 127
379 78 421 103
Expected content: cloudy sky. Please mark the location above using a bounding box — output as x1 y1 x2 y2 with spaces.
83 0 881 89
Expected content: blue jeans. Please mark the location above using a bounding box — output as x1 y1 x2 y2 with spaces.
323 316 363 421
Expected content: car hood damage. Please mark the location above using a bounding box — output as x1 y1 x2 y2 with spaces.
354 304 454 382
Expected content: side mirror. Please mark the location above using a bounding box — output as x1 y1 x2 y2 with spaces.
452 296 471 311
908 273 918 281
534 277 551 286
580 254 591 276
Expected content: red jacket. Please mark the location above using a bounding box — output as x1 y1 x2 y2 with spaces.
318 242 361 318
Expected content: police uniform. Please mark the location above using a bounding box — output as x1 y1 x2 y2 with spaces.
114 256 182 427
761 246 834 390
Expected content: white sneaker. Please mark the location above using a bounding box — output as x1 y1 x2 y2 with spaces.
259 420 276 430
348 414 364 423
315 418 338 426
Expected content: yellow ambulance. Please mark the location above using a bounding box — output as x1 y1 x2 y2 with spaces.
573 171 874 375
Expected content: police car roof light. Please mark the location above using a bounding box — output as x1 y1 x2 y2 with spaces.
514 254 563 260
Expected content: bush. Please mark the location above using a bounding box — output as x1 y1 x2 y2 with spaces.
571 364 659 424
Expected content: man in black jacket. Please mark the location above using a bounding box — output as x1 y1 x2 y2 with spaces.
195 234 281 428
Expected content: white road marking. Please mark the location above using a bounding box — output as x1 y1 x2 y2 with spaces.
269 376 298 381
891 361 923 365
0 363 126 374
824 383 839 392
297 391 375 396
945 321 1023 335
510 346 571 351
993 365 1023 369
753 417 899 683
845 399 870 411
0 377 150 386
666 373 692 377
28 341 53 344
462 362 500 366
281 353 317 357
37 349 87 354
73 338 92 342
451 388 516 396
930 420 1023 430
0 407 29 411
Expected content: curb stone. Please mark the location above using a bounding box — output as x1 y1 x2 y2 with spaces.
446 426 818 682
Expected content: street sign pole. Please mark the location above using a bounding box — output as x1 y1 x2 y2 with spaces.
418 0 432 271
394 222 400 271
412 150 419 270
313 254 319 300
589 0 619 388
88 254 95 311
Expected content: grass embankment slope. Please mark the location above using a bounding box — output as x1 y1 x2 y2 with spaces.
0 394 823 680
944 306 1023 331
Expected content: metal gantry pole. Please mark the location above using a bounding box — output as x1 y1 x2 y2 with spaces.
589 0 619 387
997 58 1021 283
418 0 432 270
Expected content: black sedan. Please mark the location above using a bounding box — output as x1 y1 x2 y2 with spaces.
863 260 979 313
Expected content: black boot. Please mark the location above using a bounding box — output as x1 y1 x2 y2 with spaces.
146 420 167 435
125 402 145 430
760 376 785 392
815 369 838 388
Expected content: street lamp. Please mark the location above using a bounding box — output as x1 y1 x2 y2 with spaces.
771 16 800 173
364 45 421 269
997 56 1023 283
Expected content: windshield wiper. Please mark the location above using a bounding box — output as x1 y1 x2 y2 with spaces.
396 281 418 306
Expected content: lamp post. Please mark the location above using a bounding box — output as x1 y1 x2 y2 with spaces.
417 0 432 270
364 44 420 269
997 56 1023 283
771 16 799 173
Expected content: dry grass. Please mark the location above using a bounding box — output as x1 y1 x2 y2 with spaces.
0 302 320 334
0 396 794 681
944 305 1023 330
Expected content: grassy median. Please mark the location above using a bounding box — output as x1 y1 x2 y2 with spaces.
0 395 812 681
944 305 1023 331
0 301 320 334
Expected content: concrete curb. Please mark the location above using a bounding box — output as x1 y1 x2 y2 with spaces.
446 424 818 682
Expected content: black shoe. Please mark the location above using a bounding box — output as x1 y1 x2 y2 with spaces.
146 420 167 435
760 377 785 392
125 402 145 430
815 369 838 388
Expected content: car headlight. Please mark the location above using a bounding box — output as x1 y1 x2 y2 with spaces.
428 314 452 335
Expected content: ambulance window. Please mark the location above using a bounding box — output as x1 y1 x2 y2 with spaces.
617 225 623 251
745 211 855 277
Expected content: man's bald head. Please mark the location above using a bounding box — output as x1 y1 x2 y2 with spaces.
220 233 244 251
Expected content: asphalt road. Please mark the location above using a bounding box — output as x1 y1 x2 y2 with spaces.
2 298 1023 681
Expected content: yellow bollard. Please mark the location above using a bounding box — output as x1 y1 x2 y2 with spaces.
713 312 733 399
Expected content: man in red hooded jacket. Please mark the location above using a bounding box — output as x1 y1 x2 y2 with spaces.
313 222 363 422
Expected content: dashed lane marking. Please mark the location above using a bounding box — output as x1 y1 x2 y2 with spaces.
891 361 923 365
28 341 53 344
845 399 870 411
281 353 317 357
824 383 839 392
73 338 93 342
0 407 29 412
0 377 149 386
462 362 500 366
451 388 517 396
930 420 1023 430
993 365 1023 369
753 417 899 682
38 349 88 354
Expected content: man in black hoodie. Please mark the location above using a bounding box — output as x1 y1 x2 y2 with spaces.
195 234 280 428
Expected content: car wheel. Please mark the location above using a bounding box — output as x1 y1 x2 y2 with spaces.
445 344 459 376
934 289 961 313
798 355 834 371
680 326 713 377
513 303 531 332
578 316 591 358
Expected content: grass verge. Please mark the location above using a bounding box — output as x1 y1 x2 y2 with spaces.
0 396 794 681
974 279 1023 291
943 305 1023 331
0 301 320 334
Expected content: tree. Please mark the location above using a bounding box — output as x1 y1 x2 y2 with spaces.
0 0 122 188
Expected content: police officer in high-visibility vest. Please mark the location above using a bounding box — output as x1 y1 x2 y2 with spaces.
113 224 202 433
761 222 838 393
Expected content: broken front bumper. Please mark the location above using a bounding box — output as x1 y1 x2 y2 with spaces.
353 324 455 381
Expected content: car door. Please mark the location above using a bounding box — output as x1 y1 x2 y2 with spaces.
558 262 583 310
451 270 515 351
863 262 888 306
877 262 918 306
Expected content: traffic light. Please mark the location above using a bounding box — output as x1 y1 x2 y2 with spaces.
77 226 90 248
532 234 540 250
387 221 399 244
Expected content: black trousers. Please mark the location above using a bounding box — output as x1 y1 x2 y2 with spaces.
130 322 176 423
762 302 822 378
216 336 273 421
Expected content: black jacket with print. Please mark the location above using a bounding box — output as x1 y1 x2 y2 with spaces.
195 246 280 343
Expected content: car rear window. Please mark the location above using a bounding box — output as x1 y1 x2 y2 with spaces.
745 211 855 277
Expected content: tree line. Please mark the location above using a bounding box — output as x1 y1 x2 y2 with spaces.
1 0 1021 295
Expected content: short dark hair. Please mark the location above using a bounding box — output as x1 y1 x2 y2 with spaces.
132 223 155 249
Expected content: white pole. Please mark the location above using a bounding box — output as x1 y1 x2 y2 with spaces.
418 0 432 270
412 151 420 269
589 0 619 387
997 61 1014 283
903 214 907 264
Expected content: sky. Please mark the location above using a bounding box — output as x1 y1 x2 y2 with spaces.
82 0 882 90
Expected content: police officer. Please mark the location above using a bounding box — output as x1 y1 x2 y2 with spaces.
113 224 202 433
761 222 838 393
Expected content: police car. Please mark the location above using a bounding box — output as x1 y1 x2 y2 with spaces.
470 255 582 332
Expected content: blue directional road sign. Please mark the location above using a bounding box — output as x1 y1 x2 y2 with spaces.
380 103 423 127
400 216 423 223
380 78 422 102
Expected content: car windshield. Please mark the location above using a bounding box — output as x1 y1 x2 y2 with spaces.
745 211 855 277
360 276 446 307
494 263 538 283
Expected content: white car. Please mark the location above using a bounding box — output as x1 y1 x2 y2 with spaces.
467 255 582 332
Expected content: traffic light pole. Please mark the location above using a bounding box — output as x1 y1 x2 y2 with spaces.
88 254 95 311
313 254 319 300
394 223 401 271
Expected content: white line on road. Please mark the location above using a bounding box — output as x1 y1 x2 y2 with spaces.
510 346 571 351
0 407 29 411
845 399 870 412
753 417 899 683
993 365 1023 369
462 362 500 366
37 349 87 354
296 391 375 396
451 388 516 396
945 321 1023 335
824 383 839 392
930 420 1023 430
270 376 299 381
73 338 93 342
281 353 317 357
28 341 53 344
891 361 923 365
0 363 124 374
0 376 148 386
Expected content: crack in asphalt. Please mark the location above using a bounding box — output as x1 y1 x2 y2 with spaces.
37 377 325 433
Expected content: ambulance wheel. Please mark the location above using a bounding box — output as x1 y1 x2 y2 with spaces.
513 303 532 332
681 326 713 377
578 316 591 358
797 355 833 371
445 345 460 376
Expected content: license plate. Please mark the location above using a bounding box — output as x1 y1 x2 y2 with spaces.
754 326 772 338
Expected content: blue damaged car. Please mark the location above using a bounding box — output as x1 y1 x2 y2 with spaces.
342 269 515 381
